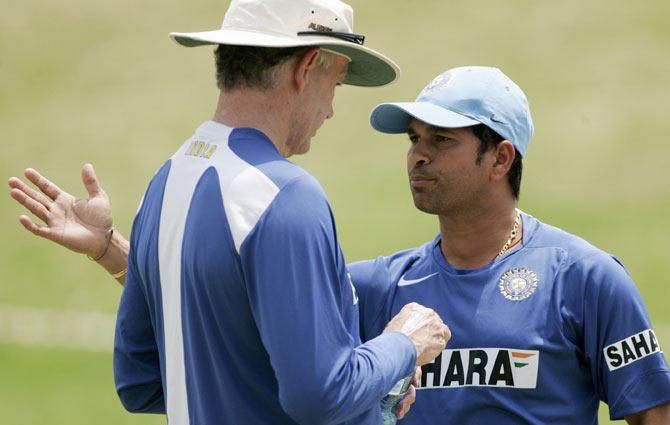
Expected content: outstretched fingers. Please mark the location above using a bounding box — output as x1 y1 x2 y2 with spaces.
8 176 52 209
10 188 50 223
18 215 53 240
23 168 63 201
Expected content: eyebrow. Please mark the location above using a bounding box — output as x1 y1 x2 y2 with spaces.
407 122 421 134
407 125 462 141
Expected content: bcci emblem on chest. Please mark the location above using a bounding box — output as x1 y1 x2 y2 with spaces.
499 268 538 301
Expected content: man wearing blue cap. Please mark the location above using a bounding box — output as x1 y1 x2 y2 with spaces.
351 66 670 423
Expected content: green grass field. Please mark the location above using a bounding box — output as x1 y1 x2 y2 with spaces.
2 0 669 423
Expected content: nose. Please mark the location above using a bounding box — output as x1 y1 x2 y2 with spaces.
326 103 334 120
408 139 431 168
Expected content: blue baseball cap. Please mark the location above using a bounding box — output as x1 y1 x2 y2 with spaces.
370 66 534 157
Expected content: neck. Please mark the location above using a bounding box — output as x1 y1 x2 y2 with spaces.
438 199 520 269
212 88 293 157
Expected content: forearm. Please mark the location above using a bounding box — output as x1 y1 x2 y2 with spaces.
278 332 416 424
114 271 163 412
95 229 130 286
625 402 670 425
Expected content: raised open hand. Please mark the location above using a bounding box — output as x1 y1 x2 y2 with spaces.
8 164 113 258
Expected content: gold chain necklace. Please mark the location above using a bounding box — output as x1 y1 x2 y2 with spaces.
497 209 521 257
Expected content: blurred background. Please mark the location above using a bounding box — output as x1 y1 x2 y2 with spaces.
1 0 669 423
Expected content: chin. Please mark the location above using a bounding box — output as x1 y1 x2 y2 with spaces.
294 141 311 156
412 196 440 215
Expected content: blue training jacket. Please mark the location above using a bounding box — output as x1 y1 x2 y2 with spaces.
113 121 416 425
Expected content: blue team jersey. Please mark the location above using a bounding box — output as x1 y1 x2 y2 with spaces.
349 212 670 424
113 121 416 425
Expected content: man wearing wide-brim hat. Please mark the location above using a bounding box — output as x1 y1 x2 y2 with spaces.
115 0 454 423
8 0 450 424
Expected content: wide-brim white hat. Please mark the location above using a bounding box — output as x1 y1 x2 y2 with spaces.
169 0 400 87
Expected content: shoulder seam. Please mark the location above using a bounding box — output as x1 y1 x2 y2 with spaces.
237 173 319 255
564 249 612 270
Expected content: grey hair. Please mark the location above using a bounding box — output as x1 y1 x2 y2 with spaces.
214 45 336 91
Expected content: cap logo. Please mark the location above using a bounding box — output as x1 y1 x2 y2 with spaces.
490 114 506 124
419 72 452 98
308 22 333 32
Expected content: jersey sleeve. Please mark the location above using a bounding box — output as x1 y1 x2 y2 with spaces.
239 175 416 425
113 235 165 414
348 257 395 343
568 252 670 419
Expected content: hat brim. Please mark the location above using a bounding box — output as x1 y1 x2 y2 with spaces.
370 102 480 134
169 29 399 87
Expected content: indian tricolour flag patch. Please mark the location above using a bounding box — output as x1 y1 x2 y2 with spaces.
419 348 540 389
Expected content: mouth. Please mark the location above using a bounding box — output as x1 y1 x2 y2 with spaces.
409 174 436 190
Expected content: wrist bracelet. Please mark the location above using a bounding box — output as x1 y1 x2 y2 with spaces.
87 227 114 262
111 267 128 279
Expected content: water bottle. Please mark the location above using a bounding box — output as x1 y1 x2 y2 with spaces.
380 374 413 425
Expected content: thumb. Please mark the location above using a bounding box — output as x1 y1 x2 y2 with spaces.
81 163 102 198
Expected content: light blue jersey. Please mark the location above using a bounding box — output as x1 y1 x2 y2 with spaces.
113 121 416 425
350 212 670 424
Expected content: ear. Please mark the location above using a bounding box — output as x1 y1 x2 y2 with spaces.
291 48 322 93
490 140 516 182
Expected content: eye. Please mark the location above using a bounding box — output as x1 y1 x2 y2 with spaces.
408 134 419 144
434 134 453 143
